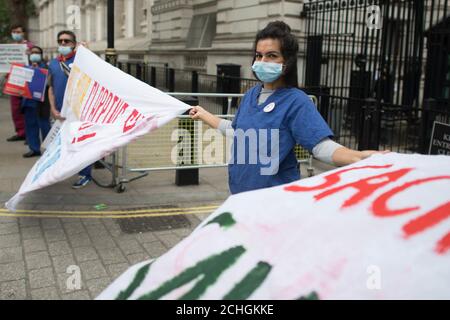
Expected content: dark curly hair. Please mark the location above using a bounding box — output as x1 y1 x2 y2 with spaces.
252 21 299 87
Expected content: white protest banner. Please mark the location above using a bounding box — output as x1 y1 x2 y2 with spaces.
5 46 190 210
41 120 62 151
98 153 450 300
0 44 28 73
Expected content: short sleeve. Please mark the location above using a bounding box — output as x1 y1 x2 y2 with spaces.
288 95 334 152
47 62 53 81
47 73 53 87
231 91 248 130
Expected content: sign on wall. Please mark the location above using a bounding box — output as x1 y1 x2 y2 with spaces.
429 121 450 155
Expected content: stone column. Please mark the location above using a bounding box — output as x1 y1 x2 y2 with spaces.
114 0 125 39
96 0 106 41
125 0 135 38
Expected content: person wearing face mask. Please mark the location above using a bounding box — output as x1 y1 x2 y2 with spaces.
48 30 92 189
6 24 34 143
20 46 51 158
48 30 77 121
189 21 388 195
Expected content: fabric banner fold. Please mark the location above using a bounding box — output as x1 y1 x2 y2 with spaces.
6 46 189 210
98 153 450 300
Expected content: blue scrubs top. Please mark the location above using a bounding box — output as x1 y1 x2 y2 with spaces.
48 55 76 111
229 84 333 194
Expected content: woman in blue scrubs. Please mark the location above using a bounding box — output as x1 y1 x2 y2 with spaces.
21 46 51 158
190 21 386 194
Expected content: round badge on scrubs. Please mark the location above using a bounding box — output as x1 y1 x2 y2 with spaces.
263 102 275 113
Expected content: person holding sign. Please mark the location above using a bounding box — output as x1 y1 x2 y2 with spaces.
6 24 34 142
190 21 388 194
21 46 51 158
48 30 93 188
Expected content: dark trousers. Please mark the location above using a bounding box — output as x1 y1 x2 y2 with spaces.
79 166 92 178
24 107 51 152
10 96 25 137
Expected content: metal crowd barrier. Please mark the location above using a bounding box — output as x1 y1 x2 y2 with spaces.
93 93 316 193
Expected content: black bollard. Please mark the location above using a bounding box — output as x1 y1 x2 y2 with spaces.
175 97 199 186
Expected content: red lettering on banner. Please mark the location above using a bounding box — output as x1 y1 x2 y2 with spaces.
78 122 94 131
71 122 97 144
101 95 120 123
284 165 393 192
109 102 129 123
284 163 450 254
91 91 108 121
123 109 144 133
105 100 123 123
74 132 97 142
85 87 103 121
315 168 413 208
88 87 109 121
402 201 450 237
81 81 99 120
372 176 450 218
436 232 450 254
93 91 114 122
372 176 450 254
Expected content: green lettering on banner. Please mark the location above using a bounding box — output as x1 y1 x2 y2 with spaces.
137 246 246 300
204 212 236 229
223 261 272 300
298 291 320 300
116 262 153 300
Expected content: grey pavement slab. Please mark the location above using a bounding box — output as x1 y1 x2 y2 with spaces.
0 246 23 264
0 261 26 282
79 260 109 281
73 246 99 263
52 254 77 274
25 251 52 270
31 287 61 300
23 238 47 253
29 267 56 289
0 279 27 299
61 290 91 300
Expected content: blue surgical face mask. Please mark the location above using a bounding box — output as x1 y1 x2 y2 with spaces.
11 33 23 41
252 61 283 83
30 53 42 63
58 46 73 56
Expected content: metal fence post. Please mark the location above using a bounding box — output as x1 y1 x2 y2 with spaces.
175 97 199 186
191 71 198 93
358 98 380 150
150 66 156 87
318 86 330 121
136 63 142 81
164 63 169 89
420 98 436 153
168 68 175 92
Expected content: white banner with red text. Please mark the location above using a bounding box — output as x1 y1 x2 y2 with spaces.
98 153 450 300
5 46 190 210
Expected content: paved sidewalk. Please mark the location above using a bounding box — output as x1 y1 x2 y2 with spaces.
0 97 335 300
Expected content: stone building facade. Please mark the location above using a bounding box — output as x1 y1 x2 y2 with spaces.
29 0 306 79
